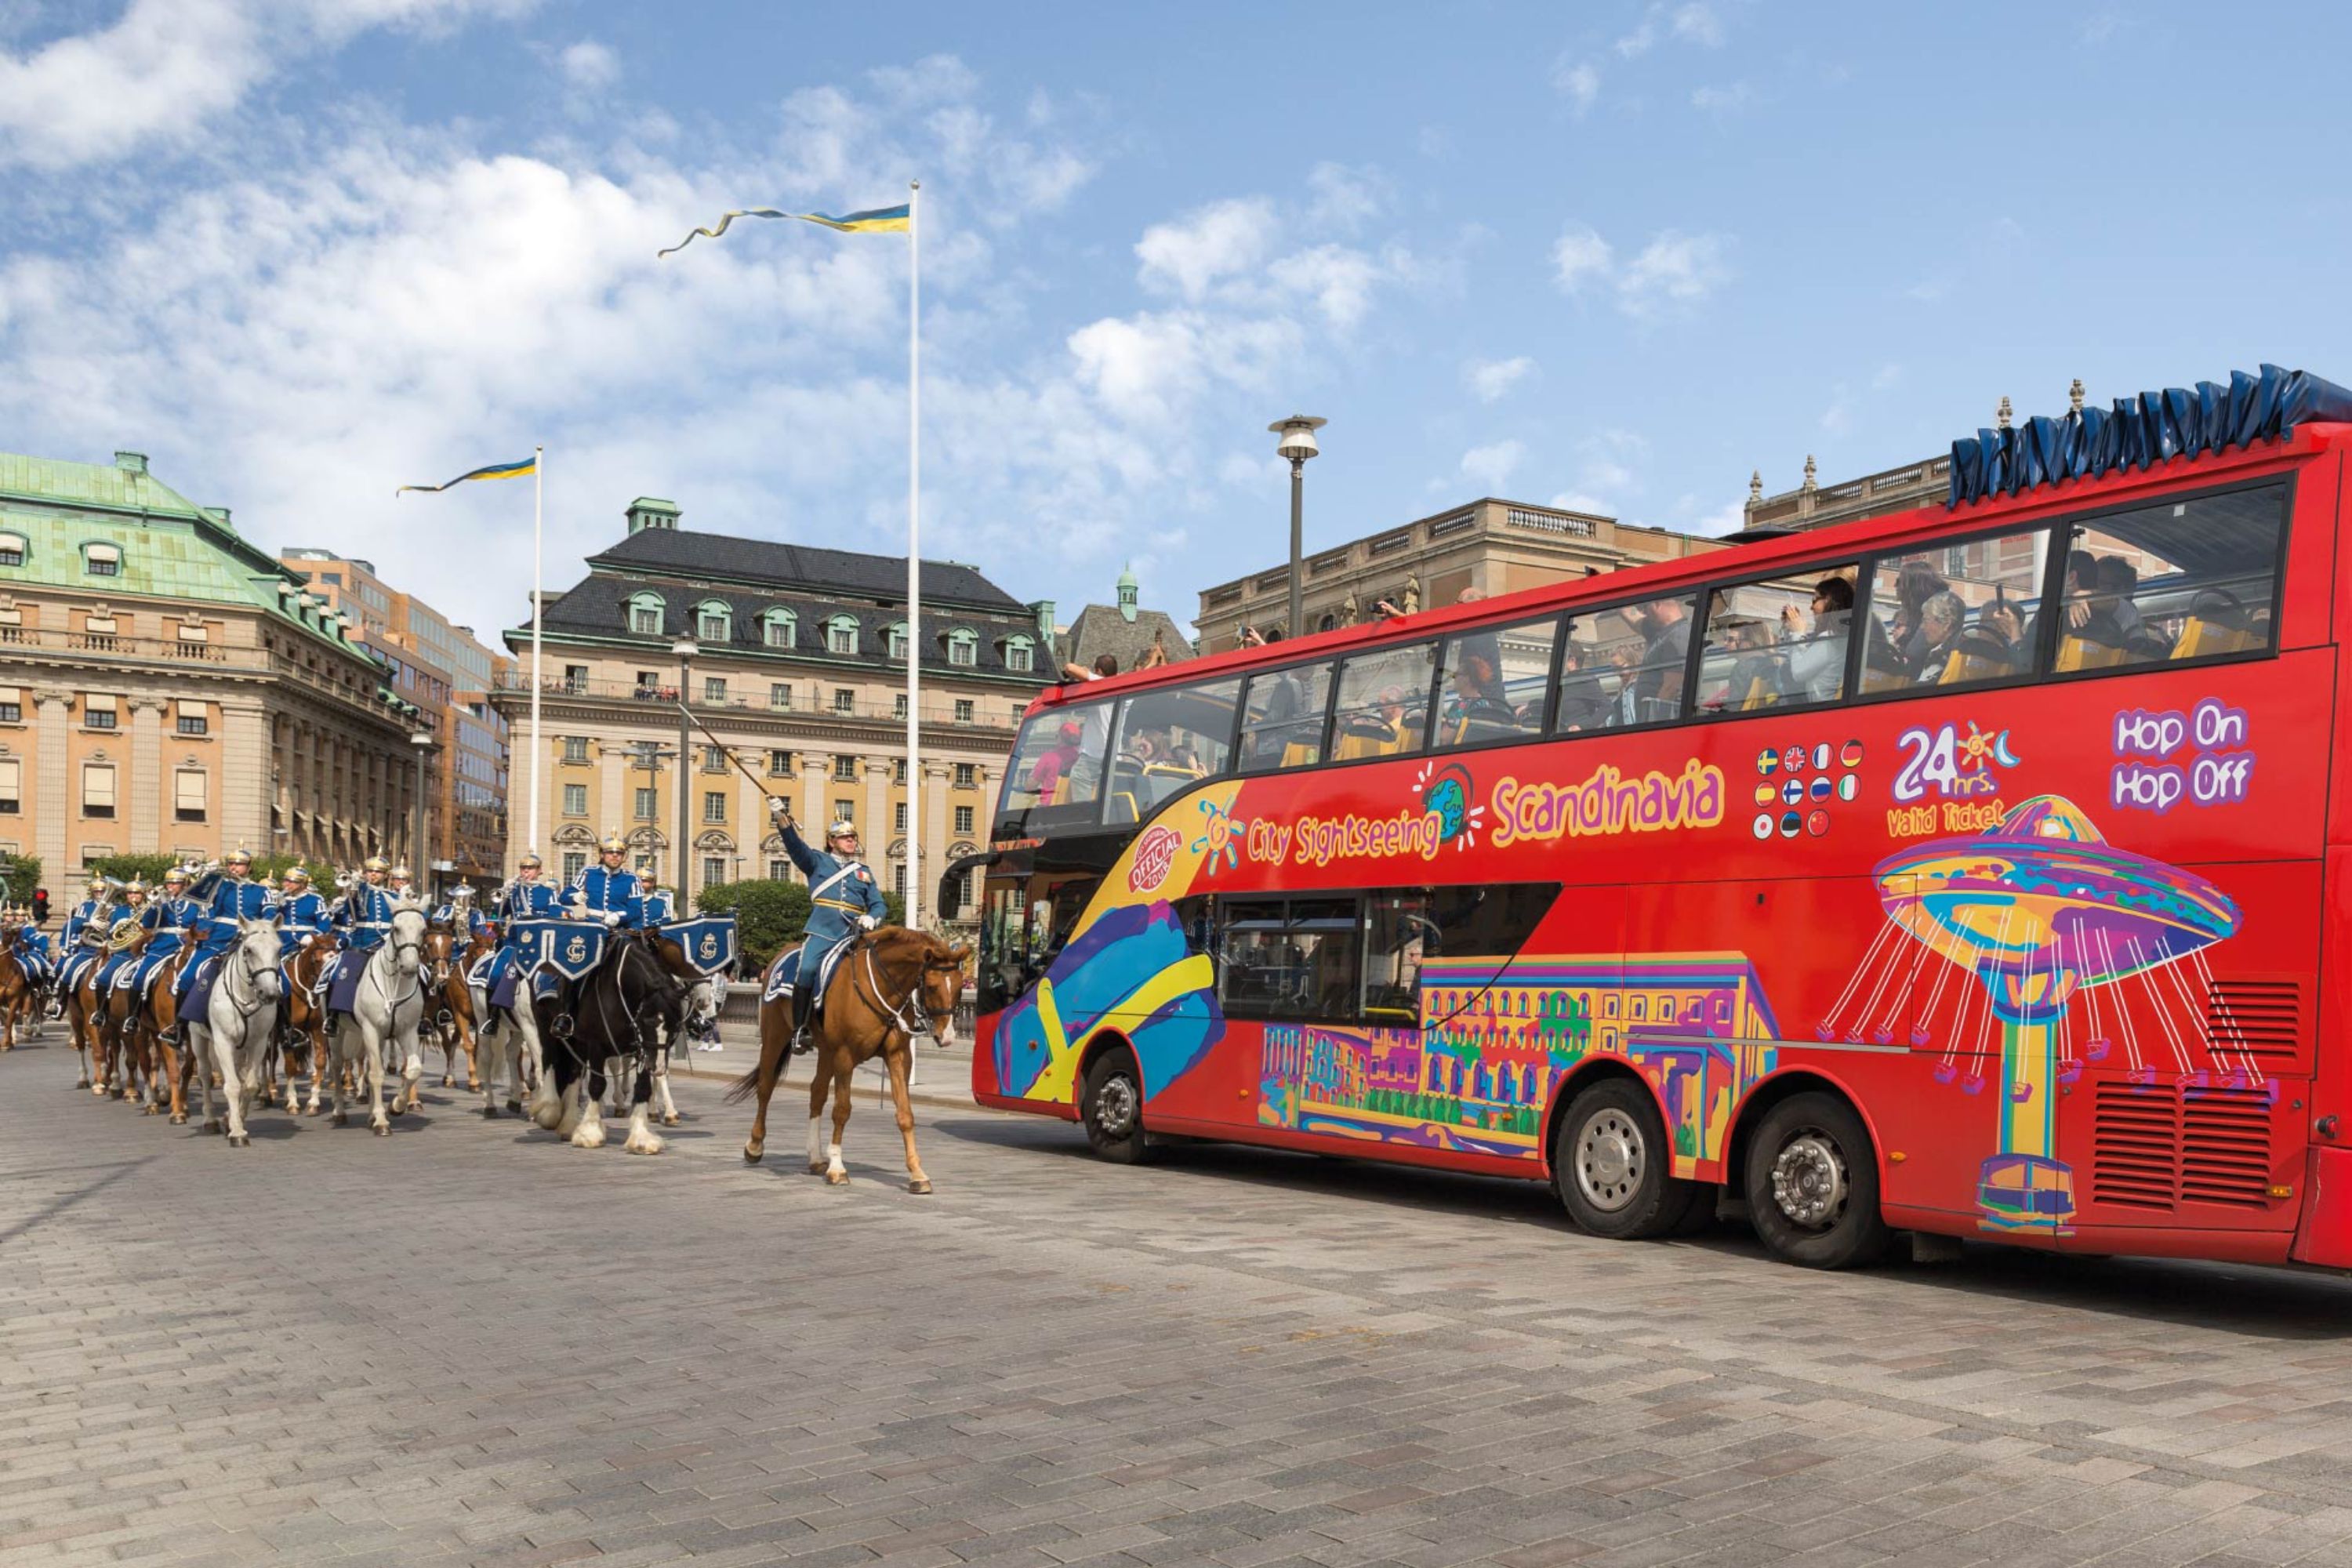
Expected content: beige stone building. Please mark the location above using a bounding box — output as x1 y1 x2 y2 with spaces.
488 498 1050 907
0 449 429 882
1741 452 1951 533
1192 496 1726 655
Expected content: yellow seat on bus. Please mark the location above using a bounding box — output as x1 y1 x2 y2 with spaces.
1936 648 2012 686
1106 790 1138 824
1738 675 1777 711
1279 741 1319 768
2171 615 2258 660
2056 636 2127 673
1859 666 1907 694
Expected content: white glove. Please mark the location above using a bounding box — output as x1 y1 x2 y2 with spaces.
857 914 878 931
602 911 622 927
299 935 314 949
767 796 791 820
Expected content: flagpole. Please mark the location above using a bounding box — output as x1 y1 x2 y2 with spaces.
527 444 545 869
905 178 922 933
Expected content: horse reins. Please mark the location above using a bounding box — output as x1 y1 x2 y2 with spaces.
855 940 949 1041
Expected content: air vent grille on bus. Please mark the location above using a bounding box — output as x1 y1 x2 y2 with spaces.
2205 978 2303 1060
2090 1083 2273 1212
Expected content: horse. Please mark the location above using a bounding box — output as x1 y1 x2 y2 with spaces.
468 948 542 1120
275 931 340 1115
61 942 119 1096
116 943 199 1123
526 928 691 1155
99 929 175 1114
325 903 429 1134
423 927 485 1093
0 924 38 1051
184 919 284 1146
728 928 970 1192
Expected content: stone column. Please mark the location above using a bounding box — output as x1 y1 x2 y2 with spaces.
797 753 826 856
32 687 71 880
128 695 166 855
924 758 951 909
597 732 624 862
863 755 889 862
735 762 764 883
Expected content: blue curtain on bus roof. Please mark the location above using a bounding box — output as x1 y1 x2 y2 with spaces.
1948 364 2352 506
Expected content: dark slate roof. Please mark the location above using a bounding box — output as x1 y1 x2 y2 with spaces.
1061 603 1196 676
589 527 1025 612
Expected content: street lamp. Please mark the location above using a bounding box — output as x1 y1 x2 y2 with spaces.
1269 415 1327 641
672 637 697 900
408 731 432 895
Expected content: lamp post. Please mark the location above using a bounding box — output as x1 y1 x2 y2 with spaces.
673 637 697 899
1269 416 1327 641
408 731 432 891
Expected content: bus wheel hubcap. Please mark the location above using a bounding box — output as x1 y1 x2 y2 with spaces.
1095 1076 1137 1138
1574 1110 1643 1212
1772 1134 1846 1229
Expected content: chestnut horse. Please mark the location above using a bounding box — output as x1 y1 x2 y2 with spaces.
423 927 487 1094
728 927 970 1192
106 939 196 1121
0 923 37 1051
275 931 340 1115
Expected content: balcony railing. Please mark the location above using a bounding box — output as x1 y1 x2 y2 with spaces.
492 670 1010 728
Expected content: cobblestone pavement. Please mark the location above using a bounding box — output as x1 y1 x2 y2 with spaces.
8 1024 2352 1568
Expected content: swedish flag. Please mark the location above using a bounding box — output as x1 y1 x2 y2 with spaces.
396 456 538 495
658 204 911 258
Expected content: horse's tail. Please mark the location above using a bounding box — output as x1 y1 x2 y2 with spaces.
721 1061 767 1104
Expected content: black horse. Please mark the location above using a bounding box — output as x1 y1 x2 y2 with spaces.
528 930 695 1154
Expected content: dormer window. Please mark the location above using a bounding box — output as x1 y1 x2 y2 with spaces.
1004 635 1034 673
83 542 122 578
885 622 909 661
947 629 978 667
0 532 25 568
824 615 858 656
626 591 665 636
761 607 796 648
695 600 731 642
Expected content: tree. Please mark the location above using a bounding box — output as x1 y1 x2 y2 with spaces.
89 852 177 887
0 851 38 904
695 879 811 968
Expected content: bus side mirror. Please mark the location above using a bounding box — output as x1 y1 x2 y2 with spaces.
938 877 966 920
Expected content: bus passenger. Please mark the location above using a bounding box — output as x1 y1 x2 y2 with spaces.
1027 720 1085 801
1777 578 1855 703
1908 591 1968 682
1554 641 1610 732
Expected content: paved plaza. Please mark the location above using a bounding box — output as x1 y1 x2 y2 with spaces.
6 1026 2352 1568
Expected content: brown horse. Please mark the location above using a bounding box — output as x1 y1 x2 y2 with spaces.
423 927 486 1093
132 945 198 1123
98 931 176 1115
728 927 970 1192
64 942 124 1095
275 930 340 1114
0 922 38 1051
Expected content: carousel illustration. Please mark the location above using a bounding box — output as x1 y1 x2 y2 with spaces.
1824 795 2244 1233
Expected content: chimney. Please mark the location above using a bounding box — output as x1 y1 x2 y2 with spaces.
114 450 148 475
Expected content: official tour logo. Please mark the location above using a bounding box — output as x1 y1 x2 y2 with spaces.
1129 826 1181 894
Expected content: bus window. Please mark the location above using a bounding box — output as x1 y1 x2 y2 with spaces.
1435 616 1557 748
1697 565 1860 713
1864 527 2047 691
1561 593 1697 730
1363 891 1438 1024
1431 883 1557 956
1237 662 1334 772
1219 896 1361 1022
2054 484 2285 673
1330 642 1436 760
999 699 1113 829
1104 677 1240 823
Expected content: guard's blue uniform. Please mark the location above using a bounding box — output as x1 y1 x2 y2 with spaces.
566 863 645 927
176 871 276 1014
13 924 53 985
770 821 888 1010
276 889 332 960
62 895 106 949
433 899 492 942
59 896 124 998
325 880 399 1014
122 891 201 997
642 887 677 925
485 877 560 1004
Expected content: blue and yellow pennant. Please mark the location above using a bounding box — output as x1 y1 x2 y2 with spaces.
657 203 910 258
396 456 537 495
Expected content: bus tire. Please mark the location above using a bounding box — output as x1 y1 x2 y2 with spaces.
1552 1079 1700 1240
1081 1050 1150 1164
1744 1092 1892 1269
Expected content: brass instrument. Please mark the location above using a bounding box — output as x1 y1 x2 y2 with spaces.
105 915 142 953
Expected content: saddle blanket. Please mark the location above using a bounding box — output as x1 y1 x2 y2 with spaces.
182 956 222 1022
763 940 848 1007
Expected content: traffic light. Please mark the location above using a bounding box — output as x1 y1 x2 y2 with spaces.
31 888 49 924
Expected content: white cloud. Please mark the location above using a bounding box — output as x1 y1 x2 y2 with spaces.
1690 82 1752 116
1460 440 1525 492
1672 3 1726 46
1617 230 1732 317
1266 244 1385 329
1549 55 1599 114
1614 16 1660 57
0 0 528 170
1693 495 1747 535
559 39 619 90
1616 2 1723 60
1135 197 1278 301
1067 309 1301 426
1549 490 1615 517
1552 226 1614 293
1465 355 1537 403
1305 162 1386 231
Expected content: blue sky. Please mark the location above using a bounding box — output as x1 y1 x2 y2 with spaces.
5 2 2351 648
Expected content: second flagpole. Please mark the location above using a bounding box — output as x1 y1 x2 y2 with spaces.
905 178 921 932
527 443 546 868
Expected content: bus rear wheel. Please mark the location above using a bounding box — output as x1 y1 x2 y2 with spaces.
1082 1049 1150 1164
1744 1092 1892 1269
1552 1079 1701 1240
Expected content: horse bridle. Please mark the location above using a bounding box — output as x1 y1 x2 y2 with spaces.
855 939 957 1040
216 933 278 1025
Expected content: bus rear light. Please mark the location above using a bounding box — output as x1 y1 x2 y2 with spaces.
2270 1185 2295 1200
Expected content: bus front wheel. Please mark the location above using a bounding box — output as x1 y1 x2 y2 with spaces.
1552 1080 1701 1240
1082 1050 1150 1164
1744 1092 1892 1269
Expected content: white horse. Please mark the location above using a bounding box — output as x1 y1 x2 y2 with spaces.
186 918 284 1147
328 902 428 1135
469 957 543 1120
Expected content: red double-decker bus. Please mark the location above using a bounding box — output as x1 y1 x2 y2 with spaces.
950 365 2352 1271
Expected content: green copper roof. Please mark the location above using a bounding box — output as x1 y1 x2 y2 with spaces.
0 448 367 656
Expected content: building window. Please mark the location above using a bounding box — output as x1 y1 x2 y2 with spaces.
893 863 907 896
893 759 907 783
1006 640 1033 673
948 630 977 667
81 762 116 818
953 699 975 724
0 532 24 567
0 757 20 812
702 855 726 888
561 735 589 764
953 763 975 788
173 768 206 823
703 789 727 824
767 858 789 881
563 663 588 693
826 616 858 655
627 592 665 636
895 802 908 832
175 701 209 736
833 800 855 825
634 786 657 820
83 542 122 577
562 783 588 816
955 805 975 835
696 602 731 642
562 851 586 881
833 687 855 715
82 694 118 731
833 756 856 782
702 676 727 703
893 693 909 720
762 608 797 648
886 625 908 660
768 682 793 710
767 749 793 775
702 743 727 774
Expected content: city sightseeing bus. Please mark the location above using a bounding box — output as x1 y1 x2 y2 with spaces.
946 364 2352 1272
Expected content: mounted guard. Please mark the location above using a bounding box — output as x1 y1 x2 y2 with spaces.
118 866 200 1005
325 856 397 1016
55 875 117 1017
165 850 277 1047
761 799 887 1049
547 833 643 1036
